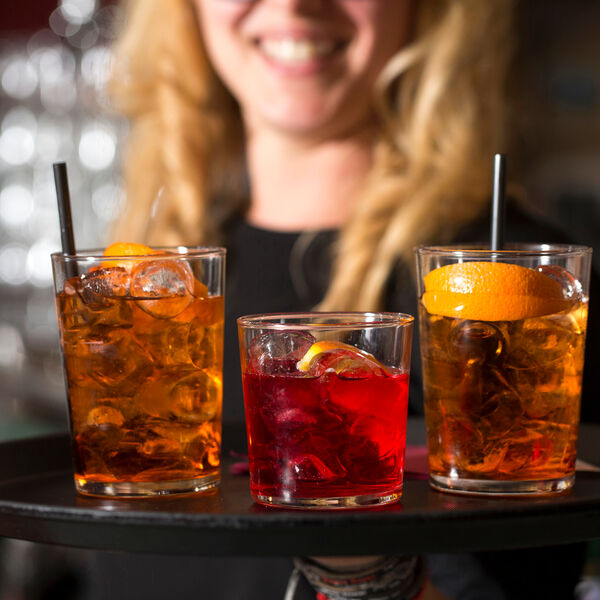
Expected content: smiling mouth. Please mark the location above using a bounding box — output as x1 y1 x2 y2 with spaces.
256 37 344 66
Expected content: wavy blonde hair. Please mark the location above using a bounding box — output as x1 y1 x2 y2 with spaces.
110 0 515 310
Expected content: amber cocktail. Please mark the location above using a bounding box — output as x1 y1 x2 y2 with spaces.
238 313 413 509
416 245 591 495
52 244 225 497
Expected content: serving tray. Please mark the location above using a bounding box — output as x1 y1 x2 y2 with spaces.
0 424 598 557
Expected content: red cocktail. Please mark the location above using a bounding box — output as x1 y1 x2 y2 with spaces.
238 313 413 509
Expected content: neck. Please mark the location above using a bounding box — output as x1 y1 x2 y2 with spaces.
245 127 375 231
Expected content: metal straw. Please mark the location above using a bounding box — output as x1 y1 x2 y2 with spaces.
490 153 507 252
53 162 77 277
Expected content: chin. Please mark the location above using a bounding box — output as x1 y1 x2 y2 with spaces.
252 95 363 138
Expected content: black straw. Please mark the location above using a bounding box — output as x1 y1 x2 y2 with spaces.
490 153 507 251
53 162 77 278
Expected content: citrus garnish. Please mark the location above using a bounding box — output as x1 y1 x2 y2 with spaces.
422 261 570 321
296 341 387 378
297 341 357 372
101 242 160 270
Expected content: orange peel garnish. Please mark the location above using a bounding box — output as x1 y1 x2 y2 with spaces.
297 341 383 373
101 242 160 270
423 261 570 321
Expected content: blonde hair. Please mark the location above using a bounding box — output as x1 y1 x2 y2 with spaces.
110 0 515 310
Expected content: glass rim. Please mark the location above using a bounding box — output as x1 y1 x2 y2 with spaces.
414 243 592 259
237 311 414 330
51 246 226 261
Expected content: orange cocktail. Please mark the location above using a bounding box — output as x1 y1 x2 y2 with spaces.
52 243 225 497
416 245 591 495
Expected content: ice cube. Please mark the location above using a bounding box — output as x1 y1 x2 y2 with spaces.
450 320 505 364
135 320 194 368
537 265 583 300
499 428 552 473
131 259 195 319
419 311 455 360
63 271 133 330
170 369 222 421
259 386 321 437
248 331 315 375
64 330 153 396
74 424 123 476
103 427 176 477
140 436 182 459
188 320 222 370
187 422 221 469
341 434 396 483
289 453 345 482
80 267 130 300
86 406 125 428
478 389 522 439
529 420 577 469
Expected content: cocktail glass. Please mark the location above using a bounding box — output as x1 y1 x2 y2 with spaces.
237 312 413 509
51 246 225 497
415 244 591 495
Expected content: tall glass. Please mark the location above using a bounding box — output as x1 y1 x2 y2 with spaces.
238 312 413 509
415 244 591 495
51 247 225 497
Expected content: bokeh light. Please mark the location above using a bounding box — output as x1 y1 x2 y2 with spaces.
0 323 25 369
91 181 124 222
0 245 29 286
0 184 35 228
26 238 60 287
78 123 116 171
1 54 38 99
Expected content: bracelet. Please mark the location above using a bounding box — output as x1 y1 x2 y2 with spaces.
292 555 426 600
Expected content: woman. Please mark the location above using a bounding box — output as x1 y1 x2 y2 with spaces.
88 1 591 599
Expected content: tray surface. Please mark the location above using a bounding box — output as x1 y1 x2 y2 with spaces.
0 424 598 557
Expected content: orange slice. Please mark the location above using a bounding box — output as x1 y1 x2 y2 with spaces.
101 242 159 270
423 262 570 321
297 341 383 373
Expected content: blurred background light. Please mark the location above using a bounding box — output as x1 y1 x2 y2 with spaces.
60 0 97 26
0 244 29 286
0 126 36 166
78 122 116 170
81 46 112 89
26 238 60 287
0 323 25 369
1 54 38 99
91 181 124 222
0 184 35 228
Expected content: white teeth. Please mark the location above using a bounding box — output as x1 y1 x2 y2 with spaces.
260 38 336 63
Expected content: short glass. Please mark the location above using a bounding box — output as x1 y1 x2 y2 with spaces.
51 247 225 497
415 244 591 495
237 312 413 509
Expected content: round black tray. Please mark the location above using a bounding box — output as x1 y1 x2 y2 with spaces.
0 423 598 557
